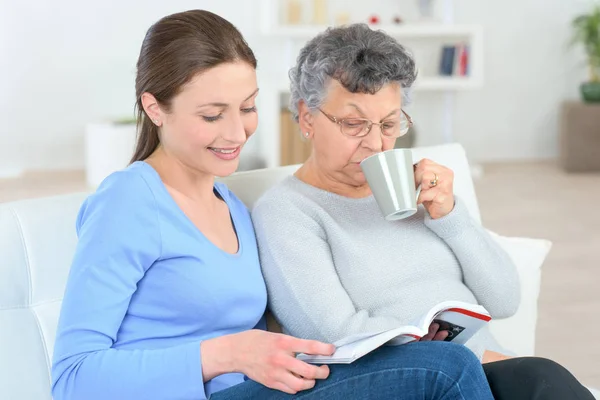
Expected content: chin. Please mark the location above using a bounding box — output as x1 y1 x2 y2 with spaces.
211 159 241 178
345 166 367 186
353 175 368 186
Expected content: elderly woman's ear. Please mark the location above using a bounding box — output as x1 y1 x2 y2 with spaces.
298 100 315 138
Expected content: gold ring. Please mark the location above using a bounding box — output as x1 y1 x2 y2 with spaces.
430 173 439 187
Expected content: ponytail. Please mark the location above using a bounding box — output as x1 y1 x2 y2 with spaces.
130 108 160 164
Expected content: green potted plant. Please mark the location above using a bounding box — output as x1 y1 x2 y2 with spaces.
572 4 600 102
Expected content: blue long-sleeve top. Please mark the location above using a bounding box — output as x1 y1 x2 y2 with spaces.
51 161 268 400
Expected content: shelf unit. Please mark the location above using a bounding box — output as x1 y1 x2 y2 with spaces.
264 21 484 93
264 23 480 38
256 0 484 168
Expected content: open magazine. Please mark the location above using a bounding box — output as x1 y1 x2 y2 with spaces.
296 300 491 364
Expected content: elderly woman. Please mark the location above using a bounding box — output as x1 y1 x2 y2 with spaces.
252 24 594 400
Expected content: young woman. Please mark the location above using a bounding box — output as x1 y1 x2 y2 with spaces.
50 9 495 400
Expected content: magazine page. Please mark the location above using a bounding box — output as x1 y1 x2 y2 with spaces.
297 325 423 364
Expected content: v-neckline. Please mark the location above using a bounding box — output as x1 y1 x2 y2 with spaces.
135 161 243 257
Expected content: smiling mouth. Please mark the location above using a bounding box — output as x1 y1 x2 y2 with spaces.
207 146 242 160
208 147 238 154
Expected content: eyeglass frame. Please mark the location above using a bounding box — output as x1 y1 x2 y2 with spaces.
318 108 413 138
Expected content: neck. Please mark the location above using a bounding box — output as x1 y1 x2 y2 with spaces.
146 147 217 203
296 156 372 199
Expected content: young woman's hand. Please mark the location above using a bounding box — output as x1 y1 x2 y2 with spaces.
201 330 335 395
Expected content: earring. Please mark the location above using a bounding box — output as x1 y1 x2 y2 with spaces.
304 132 310 137
153 119 160 125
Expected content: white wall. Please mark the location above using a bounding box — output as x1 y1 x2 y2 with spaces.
0 0 591 174
0 0 259 175
452 0 589 163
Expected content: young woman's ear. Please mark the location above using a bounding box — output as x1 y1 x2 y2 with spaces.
297 100 315 138
141 92 163 126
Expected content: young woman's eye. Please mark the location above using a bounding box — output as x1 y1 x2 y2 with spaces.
241 106 257 114
202 114 223 122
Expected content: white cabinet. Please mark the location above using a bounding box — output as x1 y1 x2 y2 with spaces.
84 122 137 187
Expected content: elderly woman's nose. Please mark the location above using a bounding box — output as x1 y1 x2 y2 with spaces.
361 127 384 150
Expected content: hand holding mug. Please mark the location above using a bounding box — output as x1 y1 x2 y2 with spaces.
360 150 456 221
414 158 455 219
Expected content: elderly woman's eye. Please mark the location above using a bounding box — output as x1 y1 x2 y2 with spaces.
343 120 365 128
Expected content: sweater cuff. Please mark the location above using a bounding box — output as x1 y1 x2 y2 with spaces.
423 196 475 240
183 340 208 399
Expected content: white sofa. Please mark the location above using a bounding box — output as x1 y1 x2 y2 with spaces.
0 143 597 399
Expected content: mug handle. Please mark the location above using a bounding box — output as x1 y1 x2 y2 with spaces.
413 162 422 203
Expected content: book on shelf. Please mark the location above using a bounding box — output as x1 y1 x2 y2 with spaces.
296 300 491 364
439 44 470 77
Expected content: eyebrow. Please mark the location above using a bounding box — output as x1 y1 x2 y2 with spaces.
347 103 399 120
197 88 260 109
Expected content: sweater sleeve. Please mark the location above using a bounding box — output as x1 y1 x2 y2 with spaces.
423 196 521 319
252 197 403 345
51 171 206 400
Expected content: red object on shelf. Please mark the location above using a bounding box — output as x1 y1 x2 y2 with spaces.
369 15 380 24
455 44 469 76
459 46 469 76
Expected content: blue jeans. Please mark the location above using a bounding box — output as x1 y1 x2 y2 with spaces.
210 341 494 399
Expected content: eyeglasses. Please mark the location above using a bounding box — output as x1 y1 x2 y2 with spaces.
318 108 413 138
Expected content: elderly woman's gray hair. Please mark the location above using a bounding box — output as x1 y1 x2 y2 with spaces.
288 23 418 122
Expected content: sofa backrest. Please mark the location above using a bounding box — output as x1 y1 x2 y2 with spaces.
0 192 89 400
0 143 489 400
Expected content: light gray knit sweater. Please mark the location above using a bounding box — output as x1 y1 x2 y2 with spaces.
251 176 521 360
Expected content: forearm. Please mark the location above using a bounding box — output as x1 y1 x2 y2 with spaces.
425 198 520 318
445 227 520 317
52 341 206 400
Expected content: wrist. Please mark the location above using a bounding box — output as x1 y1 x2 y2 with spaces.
430 200 455 220
200 334 237 381
424 196 473 239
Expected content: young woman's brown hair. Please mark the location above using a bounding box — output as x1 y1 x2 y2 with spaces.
131 10 257 163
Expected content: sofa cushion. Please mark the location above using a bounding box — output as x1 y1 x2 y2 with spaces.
486 231 551 356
